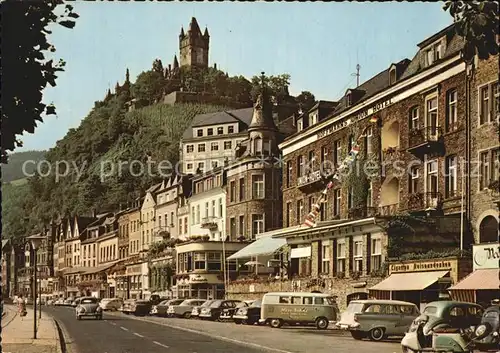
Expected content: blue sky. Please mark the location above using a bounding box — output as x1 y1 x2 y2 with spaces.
19 2 452 152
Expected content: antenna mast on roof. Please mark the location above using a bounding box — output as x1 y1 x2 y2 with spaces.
351 64 361 88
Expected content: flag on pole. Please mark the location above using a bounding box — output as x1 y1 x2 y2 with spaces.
302 115 380 228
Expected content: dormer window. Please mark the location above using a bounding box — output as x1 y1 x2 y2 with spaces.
389 66 397 85
346 92 352 107
309 113 318 126
228 126 234 134
297 118 304 132
197 129 203 137
424 40 444 67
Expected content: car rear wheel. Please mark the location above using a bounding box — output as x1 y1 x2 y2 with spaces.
369 327 385 341
234 319 242 325
350 331 365 340
269 319 283 328
315 317 329 330
76 315 81 320
183 312 191 319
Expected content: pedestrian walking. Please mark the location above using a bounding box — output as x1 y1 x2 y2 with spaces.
17 294 27 319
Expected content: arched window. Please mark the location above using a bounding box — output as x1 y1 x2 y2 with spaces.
253 137 262 154
479 216 499 243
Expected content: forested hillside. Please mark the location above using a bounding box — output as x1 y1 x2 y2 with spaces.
2 58 315 240
1 150 46 183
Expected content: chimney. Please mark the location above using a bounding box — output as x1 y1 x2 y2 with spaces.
92 209 97 218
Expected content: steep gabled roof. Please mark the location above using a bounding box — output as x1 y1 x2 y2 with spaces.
182 108 254 139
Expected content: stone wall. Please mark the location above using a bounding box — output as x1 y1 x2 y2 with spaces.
163 91 246 109
470 55 500 244
226 275 384 312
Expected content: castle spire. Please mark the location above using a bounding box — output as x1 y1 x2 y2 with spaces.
188 17 201 34
204 26 209 37
180 26 185 38
248 72 277 132
173 55 179 69
125 68 130 83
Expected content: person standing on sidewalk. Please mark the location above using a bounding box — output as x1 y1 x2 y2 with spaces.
17 294 27 319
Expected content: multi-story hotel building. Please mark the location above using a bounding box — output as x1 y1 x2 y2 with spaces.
180 108 253 174
228 24 487 311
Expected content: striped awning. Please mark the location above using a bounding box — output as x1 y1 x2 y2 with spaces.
449 269 499 290
369 270 450 291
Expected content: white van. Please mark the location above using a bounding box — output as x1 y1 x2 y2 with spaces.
260 292 339 329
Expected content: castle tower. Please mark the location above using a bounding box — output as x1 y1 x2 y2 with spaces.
179 17 209 68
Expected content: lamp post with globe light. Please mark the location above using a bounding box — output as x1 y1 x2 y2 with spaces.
27 234 45 339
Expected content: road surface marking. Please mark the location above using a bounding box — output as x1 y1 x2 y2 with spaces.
153 341 170 348
133 332 144 338
127 315 293 353
109 321 117 325
120 326 129 331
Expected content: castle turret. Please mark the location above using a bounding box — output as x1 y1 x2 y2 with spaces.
173 55 179 69
188 17 201 35
248 72 278 156
204 27 209 38
179 26 185 38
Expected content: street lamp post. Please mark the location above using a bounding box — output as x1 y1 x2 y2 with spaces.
27 234 44 340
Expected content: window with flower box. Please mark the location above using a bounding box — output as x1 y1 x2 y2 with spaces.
336 240 346 274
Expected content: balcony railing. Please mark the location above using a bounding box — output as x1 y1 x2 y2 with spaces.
201 216 219 230
348 206 378 219
378 203 399 216
297 167 334 189
407 191 442 211
408 126 444 157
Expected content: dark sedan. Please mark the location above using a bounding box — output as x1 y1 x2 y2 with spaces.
199 299 241 321
220 301 250 321
233 300 262 325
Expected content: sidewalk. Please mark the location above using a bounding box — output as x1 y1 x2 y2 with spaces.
1 305 61 353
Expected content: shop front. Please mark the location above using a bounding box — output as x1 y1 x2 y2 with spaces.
449 242 499 307
369 257 471 311
125 263 143 299
176 273 225 300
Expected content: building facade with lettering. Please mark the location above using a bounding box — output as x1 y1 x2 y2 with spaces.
448 242 499 306
231 24 473 311
174 240 249 299
369 256 472 310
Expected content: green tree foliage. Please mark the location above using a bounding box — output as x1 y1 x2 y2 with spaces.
1 150 47 182
1 183 31 239
296 91 317 112
250 73 291 105
444 0 499 64
1 1 79 163
132 70 166 105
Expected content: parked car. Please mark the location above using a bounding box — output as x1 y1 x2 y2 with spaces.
71 297 82 307
220 301 251 321
166 299 206 318
191 300 215 319
199 300 242 321
151 299 184 317
401 301 484 352
76 297 103 320
260 292 339 330
121 299 137 314
337 299 419 341
134 300 154 316
233 299 262 325
54 298 65 306
99 298 123 311
64 298 74 306
474 303 499 352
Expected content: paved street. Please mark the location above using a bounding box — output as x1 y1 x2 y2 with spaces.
47 306 401 353
46 306 265 353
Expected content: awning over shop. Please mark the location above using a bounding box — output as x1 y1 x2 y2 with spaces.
83 262 118 275
369 270 450 291
227 236 286 260
290 246 311 259
448 269 499 290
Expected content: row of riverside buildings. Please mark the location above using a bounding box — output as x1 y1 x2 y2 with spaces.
2 23 498 312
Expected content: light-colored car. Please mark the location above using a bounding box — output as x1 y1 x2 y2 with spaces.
337 299 419 341
151 299 184 317
71 297 82 307
191 300 215 318
166 299 206 318
54 298 65 306
121 299 137 314
99 298 123 311
76 297 103 320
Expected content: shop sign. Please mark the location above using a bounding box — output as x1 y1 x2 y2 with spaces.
390 260 454 273
189 274 208 283
126 265 141 275
473 243 500 270
316 98 392 140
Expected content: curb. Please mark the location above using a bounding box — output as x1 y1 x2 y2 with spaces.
54 319 67 353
